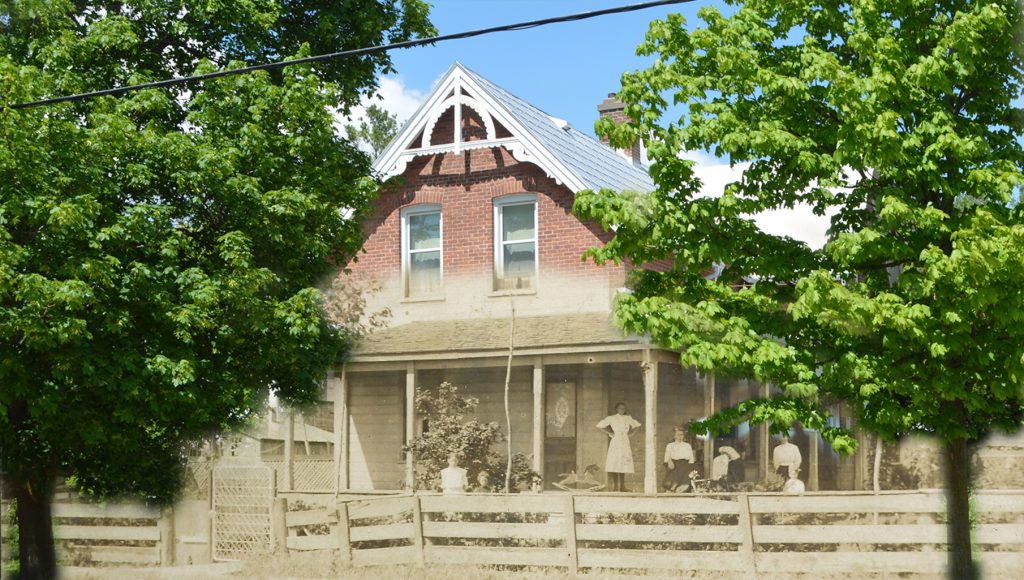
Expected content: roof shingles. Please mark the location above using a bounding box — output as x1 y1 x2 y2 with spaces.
355 313 639 357
463 66 654 194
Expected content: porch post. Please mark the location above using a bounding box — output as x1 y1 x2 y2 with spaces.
758 382 769 481
643 349 658 495
405 362 416 490
532 356 544 483
284 410 295 491
808 431 819 491
703 373 715 477
854 422 867 490
333 366 349 495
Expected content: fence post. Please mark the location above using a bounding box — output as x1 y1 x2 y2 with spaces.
208 465 215 563
272 497 289 555
412 495 425 568
737 494 757 579
158 506 175 566
563 494 578 575
336 502 352 564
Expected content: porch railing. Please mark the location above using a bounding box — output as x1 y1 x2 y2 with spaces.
280 489 1024 576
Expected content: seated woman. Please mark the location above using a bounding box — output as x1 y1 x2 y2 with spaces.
722 446 743 487
662 427 694 492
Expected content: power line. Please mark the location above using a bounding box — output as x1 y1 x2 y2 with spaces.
4 0 694 111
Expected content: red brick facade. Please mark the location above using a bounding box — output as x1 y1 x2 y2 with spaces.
347 111 624 285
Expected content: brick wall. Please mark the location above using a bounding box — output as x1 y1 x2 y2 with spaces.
348 145 624 284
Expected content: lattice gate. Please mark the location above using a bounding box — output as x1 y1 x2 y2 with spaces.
212 465 274 561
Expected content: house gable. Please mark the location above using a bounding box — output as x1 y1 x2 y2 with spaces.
373 63 652 194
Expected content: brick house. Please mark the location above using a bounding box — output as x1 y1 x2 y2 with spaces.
323 63 865 494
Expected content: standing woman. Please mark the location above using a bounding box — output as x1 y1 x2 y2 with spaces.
596 402 641 492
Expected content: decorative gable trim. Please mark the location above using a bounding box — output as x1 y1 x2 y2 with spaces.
372 63 588 192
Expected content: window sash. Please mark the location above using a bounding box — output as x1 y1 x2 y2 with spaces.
403 206 442 297
494 198 537 284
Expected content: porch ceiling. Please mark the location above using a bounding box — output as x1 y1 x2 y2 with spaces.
352 312 643 358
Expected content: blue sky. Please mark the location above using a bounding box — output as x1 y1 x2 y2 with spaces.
376 0 709 139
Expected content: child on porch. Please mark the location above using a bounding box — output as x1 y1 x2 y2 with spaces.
597 402 641 492
471 470 493 493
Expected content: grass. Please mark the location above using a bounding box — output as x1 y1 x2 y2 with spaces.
59 552 945 580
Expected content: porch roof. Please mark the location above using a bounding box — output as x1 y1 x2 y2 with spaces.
352 312 642 358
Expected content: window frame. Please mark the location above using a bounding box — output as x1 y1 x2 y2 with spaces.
493 193 538 289
400 203 443 298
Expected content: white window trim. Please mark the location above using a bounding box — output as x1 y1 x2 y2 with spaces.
493 194 538 288
401 203 443 298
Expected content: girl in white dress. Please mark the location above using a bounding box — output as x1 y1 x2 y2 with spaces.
596 402 641 492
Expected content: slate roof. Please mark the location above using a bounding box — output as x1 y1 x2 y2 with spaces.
461 65 654 194
354 312 641 357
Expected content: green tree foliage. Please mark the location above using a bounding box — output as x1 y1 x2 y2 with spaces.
0 1 433 577
575 1 1022 577
404 382 540 492
346 104 400 158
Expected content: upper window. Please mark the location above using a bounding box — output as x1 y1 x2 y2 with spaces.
401 204 442 297
493 194 537 291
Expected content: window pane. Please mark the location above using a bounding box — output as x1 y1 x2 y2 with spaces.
503 242 535 277
502 204 535 242
409 250 441 294
409 212 440 250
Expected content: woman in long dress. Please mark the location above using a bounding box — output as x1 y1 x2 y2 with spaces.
596 402 641 492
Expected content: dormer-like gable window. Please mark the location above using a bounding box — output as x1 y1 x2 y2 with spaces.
401 204 442 297
493 194 537 291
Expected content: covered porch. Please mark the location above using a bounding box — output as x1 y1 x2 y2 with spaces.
323 313 860 494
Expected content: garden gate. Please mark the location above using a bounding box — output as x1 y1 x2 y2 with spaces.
212 464 275 561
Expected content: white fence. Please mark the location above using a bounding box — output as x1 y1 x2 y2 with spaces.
279 489 1024 576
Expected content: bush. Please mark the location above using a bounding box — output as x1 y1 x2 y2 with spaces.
403 382 540 492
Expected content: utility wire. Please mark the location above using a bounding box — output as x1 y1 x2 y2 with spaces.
5 0 694 111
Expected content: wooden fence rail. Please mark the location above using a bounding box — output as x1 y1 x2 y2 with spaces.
280 490 1024 576
2 500 172 567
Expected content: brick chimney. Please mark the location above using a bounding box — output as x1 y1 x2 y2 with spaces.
597 92 642 167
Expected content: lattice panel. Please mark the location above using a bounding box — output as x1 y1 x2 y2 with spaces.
212 465 273 561
264 458 336 492
184 457 213 499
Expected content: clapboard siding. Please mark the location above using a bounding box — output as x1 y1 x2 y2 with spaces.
348 371 405 490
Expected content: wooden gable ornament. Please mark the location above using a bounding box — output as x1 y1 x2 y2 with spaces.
372 62 588 192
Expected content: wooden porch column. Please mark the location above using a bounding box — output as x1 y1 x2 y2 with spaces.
758 382 770 481
405 362 416 490
333 366 349 495
643 349 658 495
808 431 820 491
703 373 716 477
532 357 544 482
854 423 867 490
283 410 295 492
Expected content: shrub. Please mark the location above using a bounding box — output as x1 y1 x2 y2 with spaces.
403 382 540 492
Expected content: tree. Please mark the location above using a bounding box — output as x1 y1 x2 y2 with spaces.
345 104 400 158
574 1 1023 577
0 2 433 577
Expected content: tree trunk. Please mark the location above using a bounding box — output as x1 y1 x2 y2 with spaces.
943 437 976 580
15 475 57 580
503 304 516 493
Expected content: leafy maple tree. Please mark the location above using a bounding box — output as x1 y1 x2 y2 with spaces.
346 103 401 158
0 1 433 577
575 1 1023 577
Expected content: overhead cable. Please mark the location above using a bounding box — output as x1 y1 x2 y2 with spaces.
4 0 694 111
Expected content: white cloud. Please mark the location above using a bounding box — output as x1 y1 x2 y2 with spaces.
679 148 723 168
333 75 426 144
693 163 833 249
